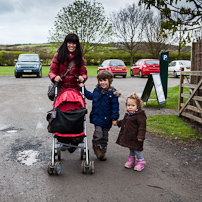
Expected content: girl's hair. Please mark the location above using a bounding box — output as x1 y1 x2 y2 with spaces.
97 70 113 87
57 33 83 67
126 93 143 110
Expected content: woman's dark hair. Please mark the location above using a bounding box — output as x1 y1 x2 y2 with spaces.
57 33 83 67
97 70 113 87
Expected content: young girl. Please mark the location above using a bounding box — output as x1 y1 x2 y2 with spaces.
80 70 120 161
114 93 146 171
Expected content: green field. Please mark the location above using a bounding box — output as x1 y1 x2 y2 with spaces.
0 65 132 77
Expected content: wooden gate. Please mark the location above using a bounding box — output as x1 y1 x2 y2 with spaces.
178 71 202 124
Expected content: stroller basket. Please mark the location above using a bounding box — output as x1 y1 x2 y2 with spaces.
47 107 87 134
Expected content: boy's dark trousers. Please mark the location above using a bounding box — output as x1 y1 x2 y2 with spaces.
92 125 110 160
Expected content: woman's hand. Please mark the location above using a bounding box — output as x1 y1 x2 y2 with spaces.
54 75 62 82
138 139 143 142
77 76 84 83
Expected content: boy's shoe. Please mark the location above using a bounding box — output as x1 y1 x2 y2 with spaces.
134 159 146 171
93 145 103 159
124 156 135 168
100 147 107 161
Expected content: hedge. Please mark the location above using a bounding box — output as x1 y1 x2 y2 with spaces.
0 51 191 66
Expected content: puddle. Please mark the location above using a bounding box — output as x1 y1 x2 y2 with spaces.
6 130 18 133
36 121 43 129
16 150 40 166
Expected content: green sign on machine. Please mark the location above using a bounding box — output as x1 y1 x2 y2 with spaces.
160 52 169 99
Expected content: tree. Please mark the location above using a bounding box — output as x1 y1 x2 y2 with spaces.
143 12 171 58
171 12 190 58
110 3 148 65
139 0 202 40
49 0 112 55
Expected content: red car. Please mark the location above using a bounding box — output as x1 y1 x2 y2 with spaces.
97 59 127 78
130 59 160 78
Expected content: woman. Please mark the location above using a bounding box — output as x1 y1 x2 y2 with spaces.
48 33 87 92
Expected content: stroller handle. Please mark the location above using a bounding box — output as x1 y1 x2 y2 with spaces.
74 75 85 100
74 75 85 84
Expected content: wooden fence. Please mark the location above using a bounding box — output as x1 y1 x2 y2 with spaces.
178 70 202 124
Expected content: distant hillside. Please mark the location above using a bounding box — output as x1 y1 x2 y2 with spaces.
0 42 191 54
0 42 191 66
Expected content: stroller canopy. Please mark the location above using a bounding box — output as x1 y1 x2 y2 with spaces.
54 88 85 110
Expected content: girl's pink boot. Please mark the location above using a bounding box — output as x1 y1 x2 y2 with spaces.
134 159 146 171
124 156 135 168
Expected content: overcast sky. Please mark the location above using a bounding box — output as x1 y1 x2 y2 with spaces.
0 0 140 45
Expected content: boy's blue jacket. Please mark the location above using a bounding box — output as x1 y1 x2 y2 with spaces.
82 86 120 128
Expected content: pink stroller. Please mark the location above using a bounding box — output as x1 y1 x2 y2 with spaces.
47 84 95 175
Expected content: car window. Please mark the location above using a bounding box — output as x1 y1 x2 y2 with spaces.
179 61 191 66
169 62 173 67
102 61 108 66
18 55 39 62
145 60 159 65
136 60 142 65
110 60 125 66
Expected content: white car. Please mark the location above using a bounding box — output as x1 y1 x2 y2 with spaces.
168 60 191 78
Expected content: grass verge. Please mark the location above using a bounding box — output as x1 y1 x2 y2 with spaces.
143 85 189 110
147 115 201 145
145 86 201 145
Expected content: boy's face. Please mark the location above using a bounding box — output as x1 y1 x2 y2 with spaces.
99 79 109 89
127 98 138 113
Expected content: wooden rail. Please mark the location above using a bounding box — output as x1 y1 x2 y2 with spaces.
178 71 202 124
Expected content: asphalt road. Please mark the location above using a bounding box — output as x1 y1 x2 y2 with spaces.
0 76 201 202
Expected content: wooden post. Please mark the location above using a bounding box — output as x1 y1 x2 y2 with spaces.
190 42 196 84
178 68 184 115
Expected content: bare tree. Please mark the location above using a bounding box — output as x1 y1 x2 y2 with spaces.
144 12 171 59
171 12 191 58
139 0 202 42
111 3 148 65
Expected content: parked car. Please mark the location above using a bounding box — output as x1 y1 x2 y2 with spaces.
168 60 191 78
130 59 160 78
14 54 43 78
97 59 127 78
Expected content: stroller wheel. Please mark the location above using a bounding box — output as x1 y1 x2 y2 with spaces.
81 160 87 174
54 162 62 175
89 161 95 174
47 162 54 175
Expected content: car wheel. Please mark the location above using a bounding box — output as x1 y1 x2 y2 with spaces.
174 71 178 78
139 71 143 78
37 70 42 78
122 75 126 78
15 71 20 78
130 70 134 77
